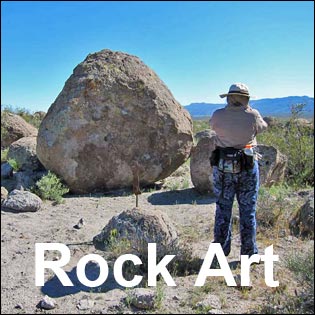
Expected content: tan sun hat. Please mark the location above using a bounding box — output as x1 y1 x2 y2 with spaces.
219 83 250 98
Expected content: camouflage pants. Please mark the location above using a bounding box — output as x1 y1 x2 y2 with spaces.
213 160 259 256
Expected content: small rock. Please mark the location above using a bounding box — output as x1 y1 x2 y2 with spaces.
38 295 56 310
77 297 94 310
130 288 156 310
73 218 85 229
14 304 23 309
172 295 180 301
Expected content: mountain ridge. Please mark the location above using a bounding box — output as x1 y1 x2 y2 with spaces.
184 96 314 118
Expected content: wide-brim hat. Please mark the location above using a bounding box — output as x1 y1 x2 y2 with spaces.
220 83 250 98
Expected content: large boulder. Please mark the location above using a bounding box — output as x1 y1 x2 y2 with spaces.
256 145 287 186
93 207 178 258
263 116 282 129
190 130 216 194
37 49 193 193
1 112 38 148
7 136 43 171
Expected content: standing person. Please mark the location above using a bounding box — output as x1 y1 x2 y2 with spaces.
210 83 268 258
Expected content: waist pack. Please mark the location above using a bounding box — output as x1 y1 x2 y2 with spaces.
210 147 255 173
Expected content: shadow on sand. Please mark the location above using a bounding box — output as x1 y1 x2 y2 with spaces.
148 188 217 205
41 262 122 298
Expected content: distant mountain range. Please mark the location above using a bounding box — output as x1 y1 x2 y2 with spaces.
184 96 314 118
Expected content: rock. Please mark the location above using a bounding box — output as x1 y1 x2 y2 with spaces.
190 130 216 194
194 129 213 141
73 218 85 229
195 294 222 310
12 170 47 191
37 49 193 193
34 111 46 120
1 112 38 148
38 295 56 310
1 162 13 179
263 116 282 128
289 194 314 239
14 304 23 309
77 296 95 310
8 136 43 171
256 145 287 186
130 288 156 310
285 118 313 129
2 189 42 212
1 186 8 204
190 139 287 194
93 207 178 258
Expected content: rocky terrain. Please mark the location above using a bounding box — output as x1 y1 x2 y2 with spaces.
1 165 314 314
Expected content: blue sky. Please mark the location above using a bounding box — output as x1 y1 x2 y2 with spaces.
1 1 314 112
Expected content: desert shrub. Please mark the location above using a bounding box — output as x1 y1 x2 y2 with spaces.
7 158 20 171
287 247 314 289
34 171 69 203
259 247 314 314
257 104 314 188
193 119 210 135
256 185 301 238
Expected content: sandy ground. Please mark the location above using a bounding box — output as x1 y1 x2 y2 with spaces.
1 183 312 314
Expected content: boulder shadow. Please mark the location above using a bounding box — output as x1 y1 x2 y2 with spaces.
148 188 216 205
41 262 122 298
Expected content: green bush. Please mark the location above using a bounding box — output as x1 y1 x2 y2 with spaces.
193 119 210 135
7 158 20 171
257 104 314 188
287 247 314 290
34 171 69 203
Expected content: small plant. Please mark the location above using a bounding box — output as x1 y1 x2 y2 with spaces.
34 171 69 204
259 247 314 314
256 184 299 239
7 158 20 171
154 281 165 309
124 288 133 308
106 229 132 258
